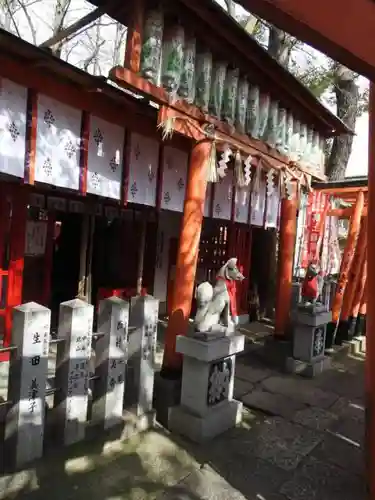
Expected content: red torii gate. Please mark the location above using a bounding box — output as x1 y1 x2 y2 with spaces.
234 1 375 495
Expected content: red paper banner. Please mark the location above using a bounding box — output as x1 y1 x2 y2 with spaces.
301 191 329 268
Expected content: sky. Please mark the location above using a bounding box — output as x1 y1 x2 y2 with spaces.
346 112 368 177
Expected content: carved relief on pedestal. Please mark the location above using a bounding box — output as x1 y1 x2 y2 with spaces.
207 357 233 406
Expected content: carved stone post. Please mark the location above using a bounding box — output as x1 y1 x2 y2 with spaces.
5 302 51 469
92 296 129 429
54 299 94 445
125 295 158 421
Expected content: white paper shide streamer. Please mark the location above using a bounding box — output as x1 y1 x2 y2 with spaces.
217 146 232 178
266 168 275 196
234 150 246 188
206 142 218 183
281 171 293 200
244 155 252 186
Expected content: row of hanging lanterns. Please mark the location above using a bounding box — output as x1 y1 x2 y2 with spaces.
139 9 326 174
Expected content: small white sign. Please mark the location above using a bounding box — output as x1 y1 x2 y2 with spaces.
47 196 67 212
25 220 47 256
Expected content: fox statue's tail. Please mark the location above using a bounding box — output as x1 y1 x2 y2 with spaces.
195 281 213 306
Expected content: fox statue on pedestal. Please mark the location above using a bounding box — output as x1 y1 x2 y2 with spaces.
193 257 245 338
301 262 324 306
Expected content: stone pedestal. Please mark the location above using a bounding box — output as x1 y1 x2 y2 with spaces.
5 302 51 470
287 308 332 377
291 282 301 310
169 334 245 443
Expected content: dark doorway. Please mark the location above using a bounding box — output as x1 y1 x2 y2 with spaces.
249 227 277 321
91 213 157 308
50 212 82 324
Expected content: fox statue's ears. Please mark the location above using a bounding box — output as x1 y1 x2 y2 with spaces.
227 257 238 269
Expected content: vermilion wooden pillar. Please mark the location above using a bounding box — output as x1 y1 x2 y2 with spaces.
1 185 28 362
332 190 364 325
353 258 367 336
339 216 367 339
161 140 211 376
356 278 367 336
124 0 145 73
366 82 375 499
274 195 297 337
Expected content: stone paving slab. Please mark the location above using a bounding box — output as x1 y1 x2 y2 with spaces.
236 416 323 471
0 428 200 500
311 433 364 477
157 465 247 500
203 454 291 500
242 389 306 420
235 361 273 384
280 456 366 500
329 415 364 446
292 406 339 431
0 324 366 500
313 369 365 401
261 376 339 409
233 378 254 399
329 396 365 421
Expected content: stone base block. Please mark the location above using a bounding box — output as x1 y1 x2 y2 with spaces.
87 409 155 441
285 355 331 378
238 314 249 325
258 336 292 370
169 400 242 443
359 335 366 353
348 316 357 339
121 409 156 440
355 314 367 337
325 322 336 351
343 336 366 356
293 309 332 326
335 319 350 345
153 372 181 428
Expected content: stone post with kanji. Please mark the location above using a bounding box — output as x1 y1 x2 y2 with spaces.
54 299 94 445
125 295 159 418
5 302 51 469
92 296 129 429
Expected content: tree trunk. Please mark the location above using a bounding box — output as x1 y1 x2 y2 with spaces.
51 0 71 57
326 65 359 181
268 26 293 68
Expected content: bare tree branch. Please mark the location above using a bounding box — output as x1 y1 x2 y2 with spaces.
39 5 102 49
3 0 22 37
14 0 37 44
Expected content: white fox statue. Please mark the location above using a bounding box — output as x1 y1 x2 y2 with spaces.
193 257 245 337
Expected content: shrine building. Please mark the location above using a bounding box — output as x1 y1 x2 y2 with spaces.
0 0 348 378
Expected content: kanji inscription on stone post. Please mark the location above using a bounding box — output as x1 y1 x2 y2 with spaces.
5 302 51 469
54 299 94 446
92 296 129 429
126 295 159 416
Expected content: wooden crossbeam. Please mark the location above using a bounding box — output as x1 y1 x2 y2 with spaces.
328 206 368 217
39 8 104 49
39 0 125 50
315 186 368 195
